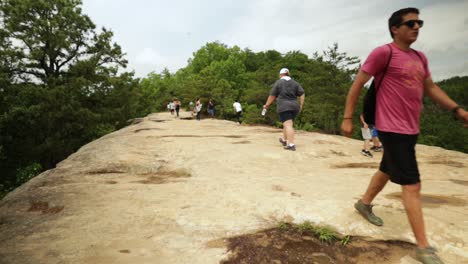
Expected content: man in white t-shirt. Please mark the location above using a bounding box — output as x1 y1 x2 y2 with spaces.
169 102 175 115
233 100 242 124
195 98 202 121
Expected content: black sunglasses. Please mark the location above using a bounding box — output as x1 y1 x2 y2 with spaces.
398 19 424 28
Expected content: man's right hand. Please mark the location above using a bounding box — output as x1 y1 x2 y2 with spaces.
341 119 354 137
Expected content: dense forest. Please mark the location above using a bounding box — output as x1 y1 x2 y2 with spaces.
1 0 466 197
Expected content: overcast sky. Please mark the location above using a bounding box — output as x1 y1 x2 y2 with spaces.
81 0 468 81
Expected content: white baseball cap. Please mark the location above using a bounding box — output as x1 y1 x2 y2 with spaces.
279 68 289 74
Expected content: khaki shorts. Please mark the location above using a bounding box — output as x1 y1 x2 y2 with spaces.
361 128 372 140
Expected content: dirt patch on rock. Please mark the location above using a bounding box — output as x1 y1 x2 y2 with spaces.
158 135 246 139
272 185 285 192
206 238 227 249
426 160 464 168
250 129 281 134
385 192 467 208
331 162 379 169
232 140 251 144
314 140 340 145
105 180 118 184
330 150 347 156
28 201 64 214
134 128 163 133
87 164 128 174
132 169 191 184
450 179 468 186
220 226 414 264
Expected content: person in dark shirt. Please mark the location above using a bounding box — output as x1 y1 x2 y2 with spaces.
263 68 305 151
207 98 215 118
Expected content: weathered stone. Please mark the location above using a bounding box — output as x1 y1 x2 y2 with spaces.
0 112 467 264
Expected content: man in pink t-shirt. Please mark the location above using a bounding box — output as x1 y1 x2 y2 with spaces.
341 8 468 264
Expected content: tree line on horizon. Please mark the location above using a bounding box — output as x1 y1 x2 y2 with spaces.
139 42 467 153
1 0 466 197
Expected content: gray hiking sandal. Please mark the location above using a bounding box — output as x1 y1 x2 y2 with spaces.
284 144 296 151
354 199 383 226
279 138 287 146
416 247 445 264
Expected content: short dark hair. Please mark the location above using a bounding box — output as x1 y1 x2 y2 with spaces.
388 7 420 38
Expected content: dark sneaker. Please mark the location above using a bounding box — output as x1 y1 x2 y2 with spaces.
354 199 383 226
284 144 296 151
279 138 287 146
361 150 373 157
371 146 383 152
416 247 444 264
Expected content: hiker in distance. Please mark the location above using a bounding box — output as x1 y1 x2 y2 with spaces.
341 7 468 264
194 98 202 121
233 100 242 124
263 68 305 151
207 98 215 118
173 98 181 118
359 113 383 157
359 113 374 158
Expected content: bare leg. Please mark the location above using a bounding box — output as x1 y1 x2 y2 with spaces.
363 139 371 151
361 170 390 204
283 120 294 145
402 183 429 248
372 137 382 147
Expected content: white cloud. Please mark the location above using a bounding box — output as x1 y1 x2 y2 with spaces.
415 1 468 79
135 48 160 64
130 48 187 76
82 0 468 80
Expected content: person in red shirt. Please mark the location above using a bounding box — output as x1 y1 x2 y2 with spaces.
341 7 468 264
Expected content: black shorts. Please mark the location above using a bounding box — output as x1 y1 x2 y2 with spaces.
378 131 420 185
279 110 298 123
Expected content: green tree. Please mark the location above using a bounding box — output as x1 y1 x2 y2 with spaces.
138 41 467 155
0 0 141 193
418 76 468 152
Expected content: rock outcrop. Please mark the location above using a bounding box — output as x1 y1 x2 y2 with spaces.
1 112 467 264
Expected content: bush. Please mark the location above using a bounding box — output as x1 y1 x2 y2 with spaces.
242 104 265 124
15 163 43 186
296 122 316 132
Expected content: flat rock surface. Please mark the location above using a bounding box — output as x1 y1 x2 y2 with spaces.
1 112 467 264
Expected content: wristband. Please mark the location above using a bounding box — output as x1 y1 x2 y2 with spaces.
343 117 352 119
451 105 462 113
452 105 462 120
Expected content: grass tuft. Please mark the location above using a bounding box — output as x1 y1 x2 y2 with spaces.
278 221 348 245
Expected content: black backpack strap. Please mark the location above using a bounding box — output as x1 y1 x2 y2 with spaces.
375 44 393 92
411 48 422 60
411 48 426 69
